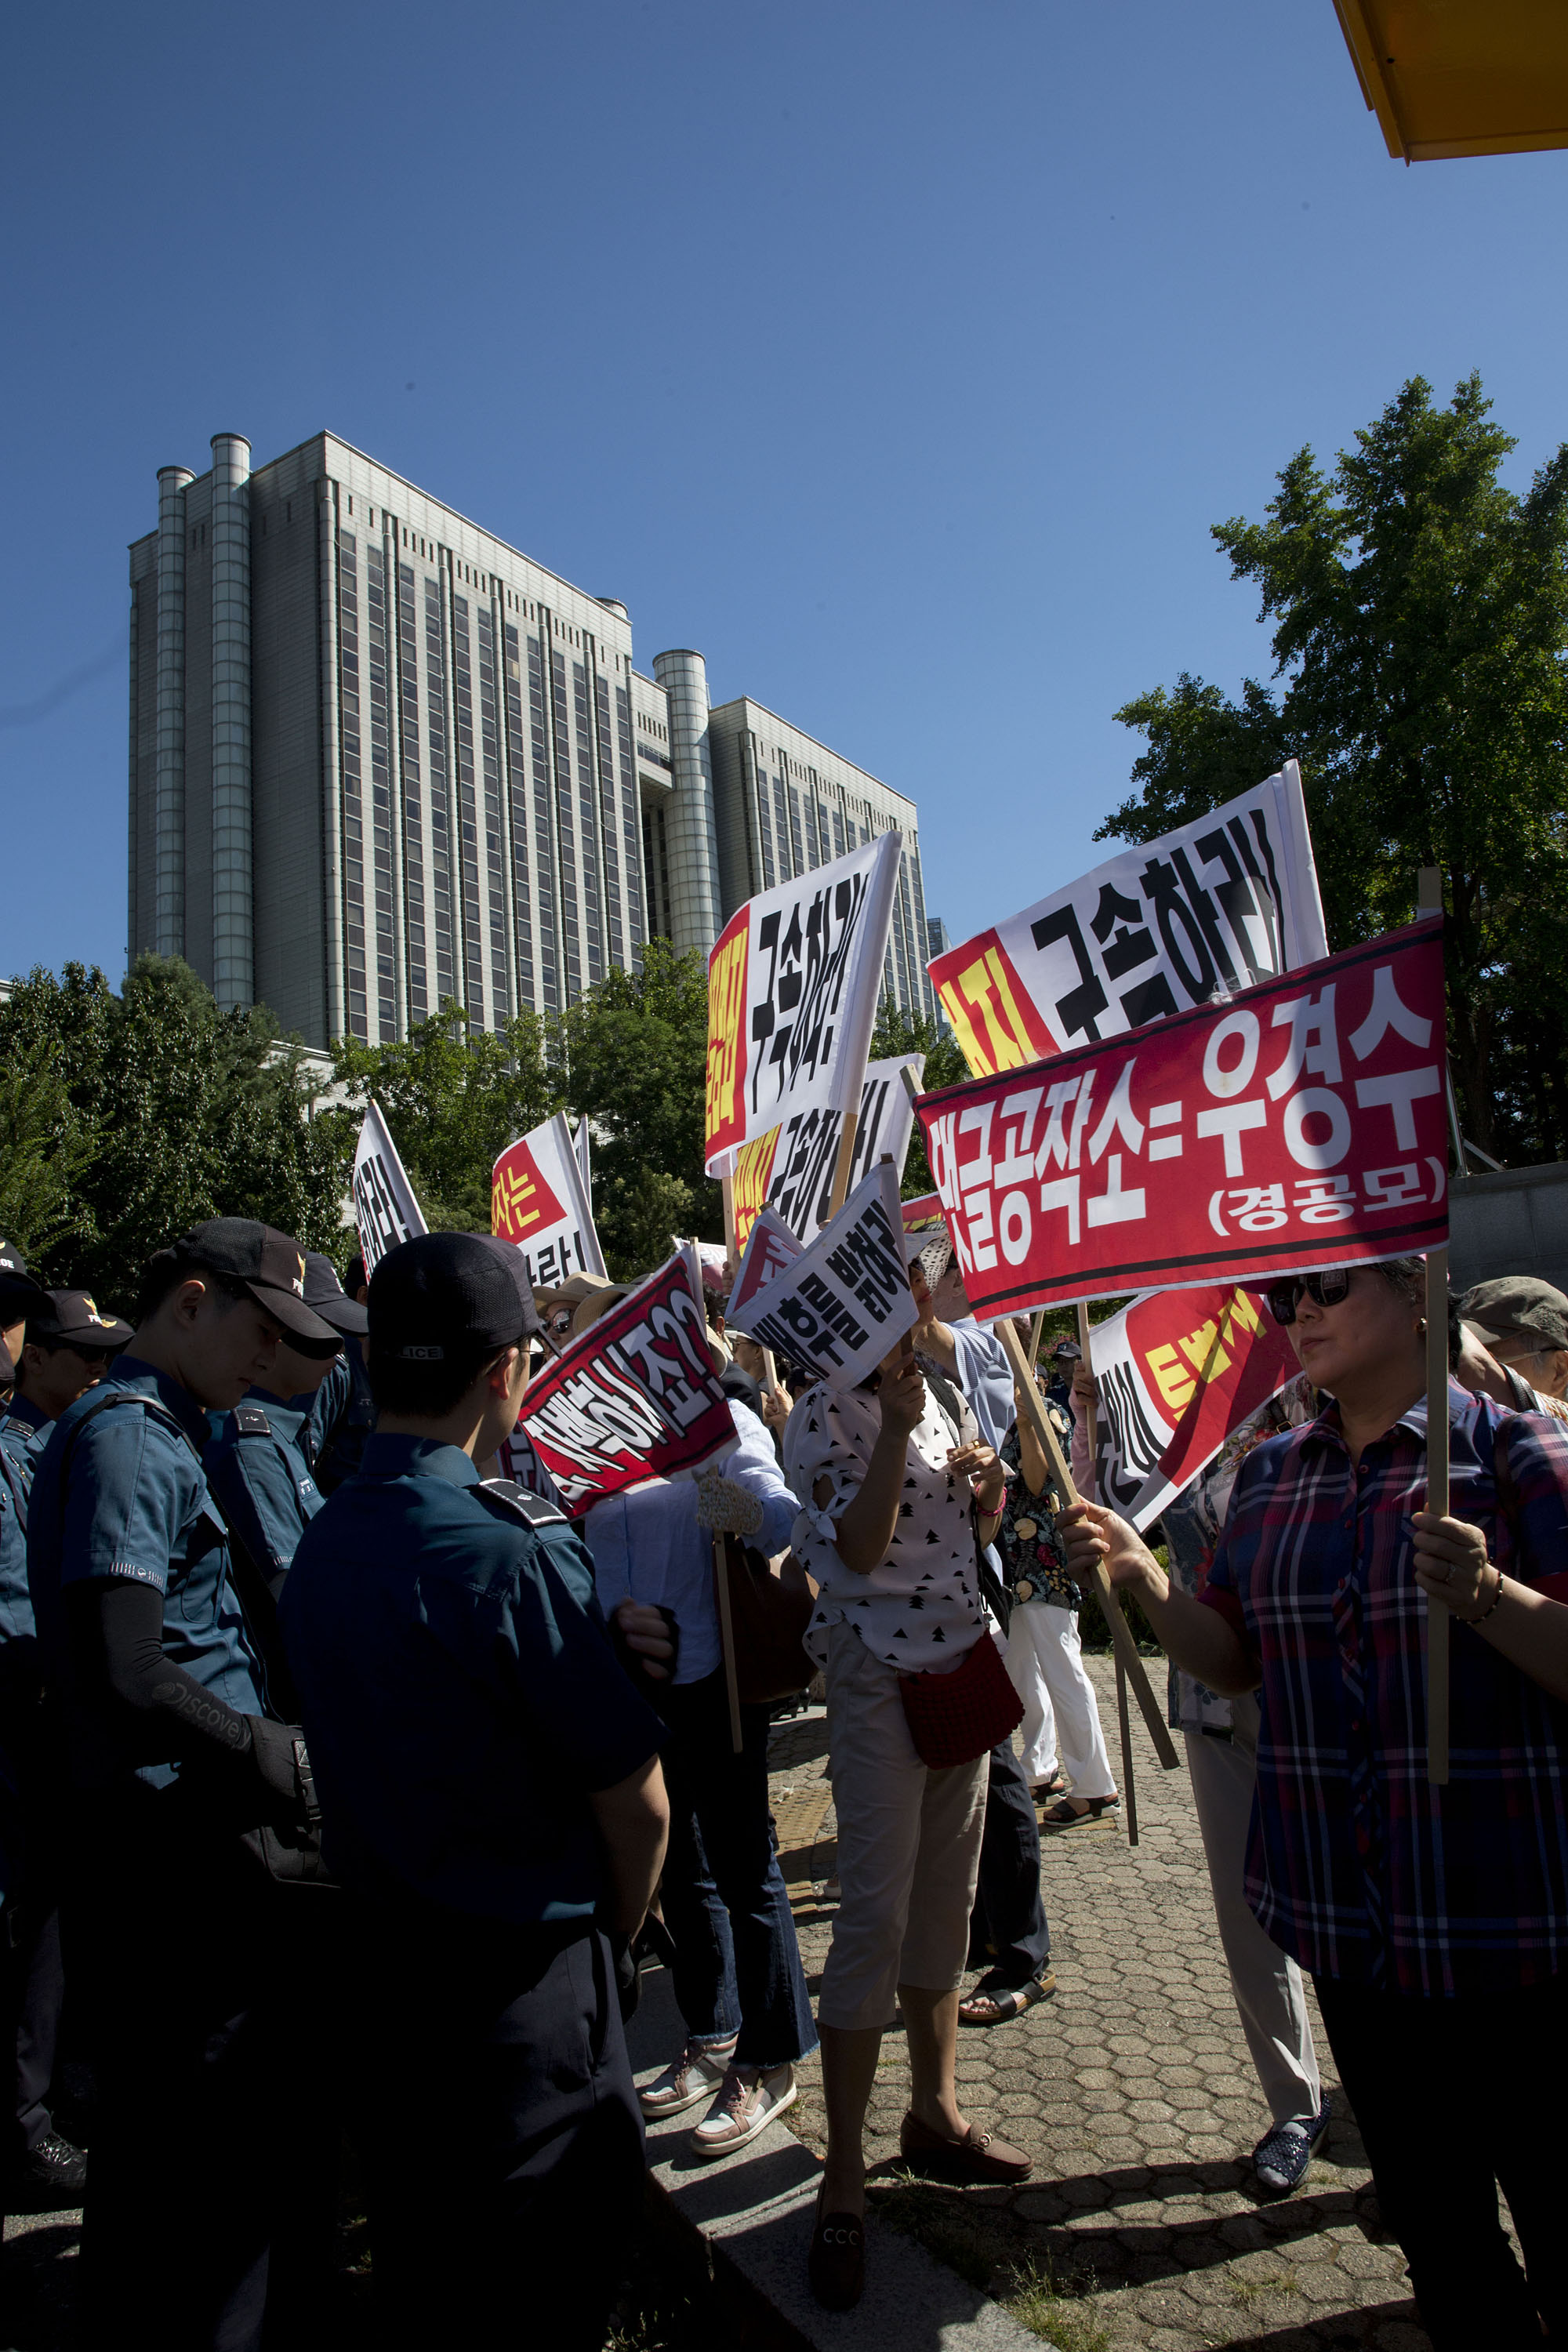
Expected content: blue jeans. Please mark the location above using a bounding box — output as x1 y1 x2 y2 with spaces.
655 1671 818 2071
967 1740 1051 1984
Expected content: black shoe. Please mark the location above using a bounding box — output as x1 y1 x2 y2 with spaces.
9 2132 88 2208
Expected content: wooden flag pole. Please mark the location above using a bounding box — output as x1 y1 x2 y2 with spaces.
1075 1305 1139 1839
996 1317 1179 1772
826 1108 861 1221
720 1161 739 1283
1028 1312 1045 1371
1425 1245 1451 1788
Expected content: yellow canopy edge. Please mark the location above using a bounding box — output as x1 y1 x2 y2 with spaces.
1332 0 1568 162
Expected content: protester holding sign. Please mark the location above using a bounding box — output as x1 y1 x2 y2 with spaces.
1061 1258 1568 2352
576 1290 818 2163
785 1332 1031 2311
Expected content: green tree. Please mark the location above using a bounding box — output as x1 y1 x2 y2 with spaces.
554 939 720 1276
1102 375 1568 1161
0 957 347 1308
869 1003 968 1199
325 1000 560 1234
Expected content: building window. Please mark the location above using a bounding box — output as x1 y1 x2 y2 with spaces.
336 532 368 1042
365 545 397 1037
593 672 625 968
615 683 644 969
450 595 486 1027
476 604 511 1028
526 634 559 1012
572 661 604 985
503 621 535 1012
423 579 455 1007
397 563 428 1023
549 644 583 998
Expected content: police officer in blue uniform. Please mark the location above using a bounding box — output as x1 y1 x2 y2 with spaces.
279 1232 671 2351
26 1219 341 2350
206 1256 365 1606
303 1252 375 1494
2 1288 133 2207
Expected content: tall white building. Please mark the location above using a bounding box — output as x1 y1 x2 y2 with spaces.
128 431 935 1047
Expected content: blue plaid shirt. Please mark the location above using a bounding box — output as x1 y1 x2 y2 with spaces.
1200 1380 1568 1996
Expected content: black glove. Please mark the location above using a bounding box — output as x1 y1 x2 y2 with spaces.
608 1928 641 2024
245 1715 309 1813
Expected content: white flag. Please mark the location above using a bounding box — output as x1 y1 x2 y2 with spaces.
491 1112 608 1290
352 1102 427 1276
726 1161 915 1391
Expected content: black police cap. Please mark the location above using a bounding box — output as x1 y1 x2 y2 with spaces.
32 1290 135 1350
169 1219 340 1345
369 1232 541 1362
303 1251 368 1337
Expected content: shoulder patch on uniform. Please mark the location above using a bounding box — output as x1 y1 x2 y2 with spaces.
234 1405 273 1437
479 1478 568 1528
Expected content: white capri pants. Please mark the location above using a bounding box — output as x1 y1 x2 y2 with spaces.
818 1624 989 2033
1004 1599 1116 1800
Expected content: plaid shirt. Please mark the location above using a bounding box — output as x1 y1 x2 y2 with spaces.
1200 1379 1568 1997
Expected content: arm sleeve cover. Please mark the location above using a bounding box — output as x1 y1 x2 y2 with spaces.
68 1578 256 1765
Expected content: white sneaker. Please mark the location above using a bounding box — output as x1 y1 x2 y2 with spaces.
689 2063 798 2158
639 2038 737 2120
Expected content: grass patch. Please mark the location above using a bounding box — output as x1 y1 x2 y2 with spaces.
1007 2258 1112 2350
1227 2268 1300 2307
870 2176 1108 2347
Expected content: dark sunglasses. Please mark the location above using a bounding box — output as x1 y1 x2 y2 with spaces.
1266 1270 1352 1326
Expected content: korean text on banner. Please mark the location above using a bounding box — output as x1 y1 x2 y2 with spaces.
516 1251 736 1515
916 917 1449 1316
492 1113 608 1290
1085 1284 1300 1530
726 1161 916 1389
728 1207 804 1322
930 764 1327 1076
352 1102 428 1277
704 830 902 1174
731 1053 925 1250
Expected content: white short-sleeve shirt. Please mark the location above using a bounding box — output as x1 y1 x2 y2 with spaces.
783 1381 985 1673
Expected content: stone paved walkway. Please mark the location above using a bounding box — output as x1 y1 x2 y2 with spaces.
768 1657 1439 2352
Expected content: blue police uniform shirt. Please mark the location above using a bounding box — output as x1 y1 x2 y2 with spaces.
0 1413 45 1647
1 1392 50 1440
26 1356 267 1789
278 1434 666 1924
303 1346 375 1494
205 1388 323 1584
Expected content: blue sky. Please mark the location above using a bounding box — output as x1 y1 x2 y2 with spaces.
3 0 1566 992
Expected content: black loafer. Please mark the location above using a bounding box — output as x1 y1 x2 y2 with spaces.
808 2183 865 2310
8 2131 88 2208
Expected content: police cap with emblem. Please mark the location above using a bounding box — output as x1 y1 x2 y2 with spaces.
31 1290 135 1351
169 1218 341 1345
370 1231 543 1361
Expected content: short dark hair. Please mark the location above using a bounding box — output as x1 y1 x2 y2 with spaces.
366 1338 515 1420
134 1250 249 1327
1375 1256 1427 1312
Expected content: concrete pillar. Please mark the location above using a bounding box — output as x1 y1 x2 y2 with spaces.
154 464 194 957
210 432 253 1008
651 648 721 956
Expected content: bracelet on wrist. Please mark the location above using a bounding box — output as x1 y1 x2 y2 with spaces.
1468 1566 1505 1625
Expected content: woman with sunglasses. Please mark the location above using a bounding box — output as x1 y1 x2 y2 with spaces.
1061 1256 1568 2352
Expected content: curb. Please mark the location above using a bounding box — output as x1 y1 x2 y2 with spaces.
628 1963 1052 2350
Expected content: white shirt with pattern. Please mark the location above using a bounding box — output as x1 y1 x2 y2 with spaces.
784 1381 985 1674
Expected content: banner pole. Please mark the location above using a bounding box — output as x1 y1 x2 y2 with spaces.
1028 1312 1044 1372
826 1107 860 1220
996 1318 1179 1772
720 1160 739 1283
1075 1305 1138 1841
712 1534 745 1755
1425 1246 1450 1788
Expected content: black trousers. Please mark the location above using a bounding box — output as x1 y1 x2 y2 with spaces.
348 1901 646 2352
69 1792 339 2351
1315 1969 1568 2352
967 1740 1051 1984
5 1900 64 2165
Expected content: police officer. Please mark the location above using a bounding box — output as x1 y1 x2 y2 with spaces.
303 1253 375 1494
2 1288 132 2207
26 1218 341 2350
206 1256 365 1602
278 1232 671 2351
0 1241 42 1404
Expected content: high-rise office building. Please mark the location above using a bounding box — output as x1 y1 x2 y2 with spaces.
128 431 934 1046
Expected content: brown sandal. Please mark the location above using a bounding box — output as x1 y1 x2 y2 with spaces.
808 2183 866 2310
1040 1795 1120 1828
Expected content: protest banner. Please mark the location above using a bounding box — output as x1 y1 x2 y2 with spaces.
917 918 1448 1316
730 1053 926 1250
1082 1283 1301 1528
726 1161 916 1389
900 1189 942 1235
727 1207 804 1323
515 1251 736 1514
491 1113 607 1292
352 1102 428 1276
704 831 902 1178
929 764 1327 1076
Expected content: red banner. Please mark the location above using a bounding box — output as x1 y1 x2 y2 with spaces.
915 920 1449 1315
515 1254 735 1515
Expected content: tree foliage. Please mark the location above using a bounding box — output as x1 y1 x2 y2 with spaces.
1103 375 1568 1161
0 957 347 1309
870 1002 969 1200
